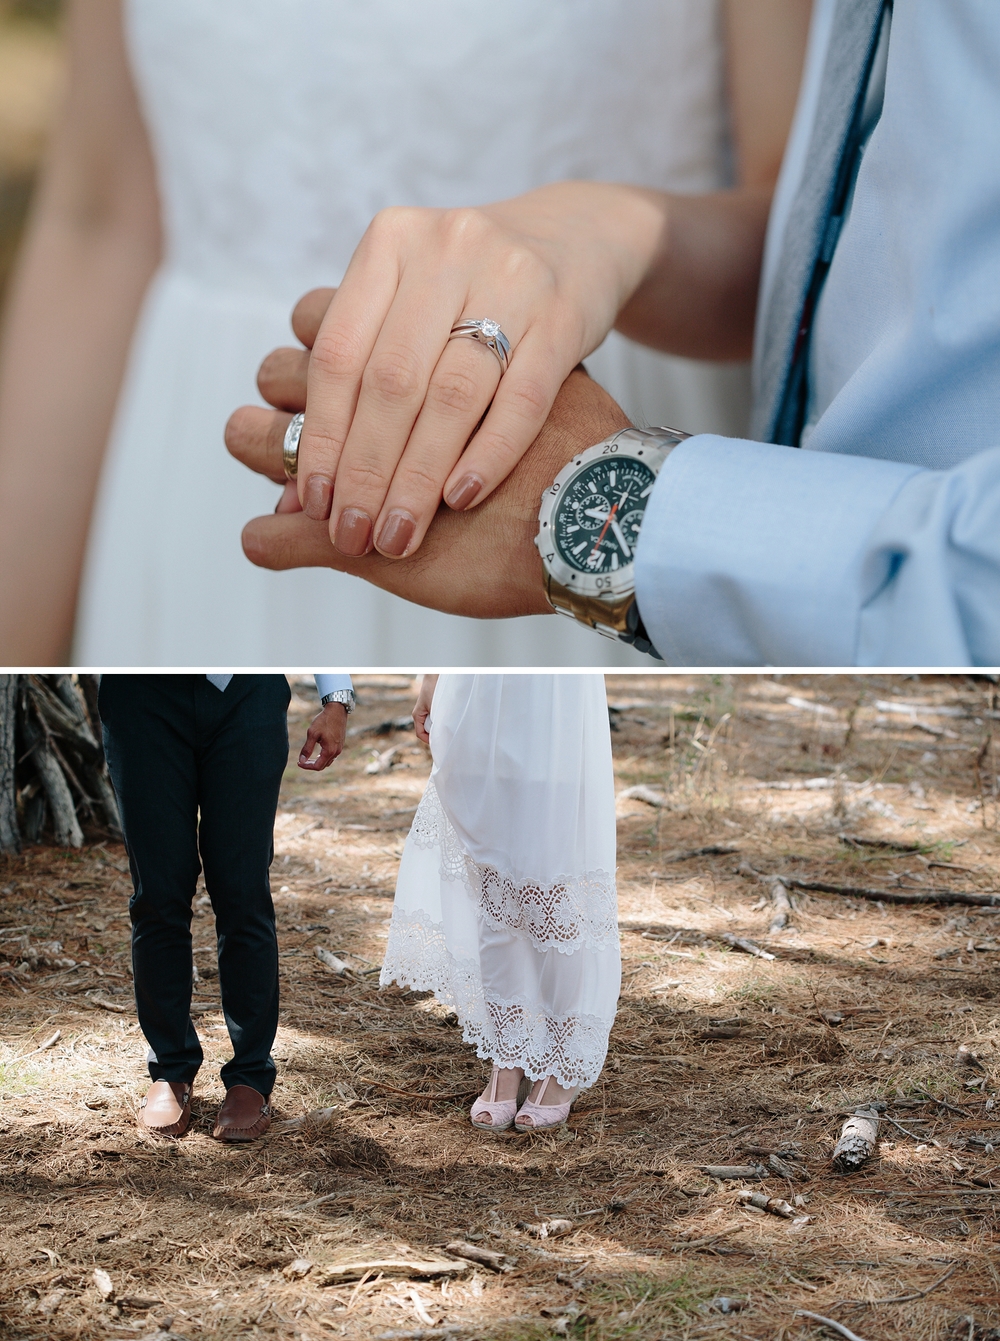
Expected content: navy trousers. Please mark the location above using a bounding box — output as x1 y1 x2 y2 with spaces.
99 675 290 1095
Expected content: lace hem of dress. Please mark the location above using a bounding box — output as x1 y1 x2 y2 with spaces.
409 777 618 955
379 907 611 1089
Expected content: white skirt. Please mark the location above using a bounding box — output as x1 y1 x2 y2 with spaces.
380 674 620 1089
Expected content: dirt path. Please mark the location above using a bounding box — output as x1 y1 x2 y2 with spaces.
2 673 999 1341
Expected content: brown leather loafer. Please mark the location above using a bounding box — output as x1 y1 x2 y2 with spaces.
139 1080 193 1138
212 1084 271 1142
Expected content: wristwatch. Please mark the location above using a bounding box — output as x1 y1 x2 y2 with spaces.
321 688 356 714
535 425 689 658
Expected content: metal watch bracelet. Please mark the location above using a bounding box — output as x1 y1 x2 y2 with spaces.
321 689 355 713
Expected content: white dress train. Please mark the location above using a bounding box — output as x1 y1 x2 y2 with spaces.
380 675 620 1089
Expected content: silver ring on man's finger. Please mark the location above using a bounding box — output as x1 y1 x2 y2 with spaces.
283 412 304 479
448 318 512 376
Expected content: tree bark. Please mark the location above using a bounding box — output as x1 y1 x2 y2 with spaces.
0 674 20 854
21 707 84 849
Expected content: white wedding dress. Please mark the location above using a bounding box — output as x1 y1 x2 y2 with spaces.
381 675 619 1088
75 0 749 666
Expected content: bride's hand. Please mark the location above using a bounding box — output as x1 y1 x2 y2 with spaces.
412 675 438 745
236 184 663 560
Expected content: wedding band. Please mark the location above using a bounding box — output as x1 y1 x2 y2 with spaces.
448 318 512 375
283 412 304 479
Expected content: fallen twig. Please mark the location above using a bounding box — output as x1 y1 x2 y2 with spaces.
660 844 740 863
84 993 129 1013
670 1225 743 1251
721 933 775 961
915 1088 971 1117
794 1310 871 1341
701 1164 767 1181
882 1113 943 1147
18 1029 61 1058
847 1261 958 1306
739 862 999 907
787 878 1000 908
316 1256 469 1285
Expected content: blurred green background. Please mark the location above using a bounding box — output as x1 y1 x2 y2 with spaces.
0 0 65 306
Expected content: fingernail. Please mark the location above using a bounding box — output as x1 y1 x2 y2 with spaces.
376 511 416 557
445 474 483 510
303 474 333 519
334 508 372 556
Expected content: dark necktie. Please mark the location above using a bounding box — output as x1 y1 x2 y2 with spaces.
752 0 888 446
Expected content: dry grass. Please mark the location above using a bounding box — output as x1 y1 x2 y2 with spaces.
1 672 999 1341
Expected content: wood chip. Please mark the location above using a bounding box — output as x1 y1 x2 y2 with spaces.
315 947 349 975
92 1268 115 1301
282 1258 314 1280
736 1189 795 1219
275 1106 338 1133
85 993 129 1013
617 785 668 807
517 1218 574 1239
443 1241 512 1271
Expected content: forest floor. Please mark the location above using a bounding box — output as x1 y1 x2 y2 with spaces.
2 672 1000 1341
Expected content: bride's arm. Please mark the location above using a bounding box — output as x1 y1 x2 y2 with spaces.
0 0 161 661
614 0 812 353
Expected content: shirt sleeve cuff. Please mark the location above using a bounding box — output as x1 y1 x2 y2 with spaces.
314 674 354 699
633 435 922 665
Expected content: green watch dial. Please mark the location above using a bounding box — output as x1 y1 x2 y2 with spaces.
553 456 656 574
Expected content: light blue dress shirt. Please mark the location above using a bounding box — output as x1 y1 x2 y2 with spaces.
635 0 1000 666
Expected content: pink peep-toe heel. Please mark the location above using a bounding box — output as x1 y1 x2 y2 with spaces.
470 1068 529 1133
514 1076 579 1133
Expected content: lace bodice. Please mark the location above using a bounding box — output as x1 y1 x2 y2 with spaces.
126 0 730 298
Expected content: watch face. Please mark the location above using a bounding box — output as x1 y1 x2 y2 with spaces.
552 456 656 574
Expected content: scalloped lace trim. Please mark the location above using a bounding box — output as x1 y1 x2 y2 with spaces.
410 777 617 955
380 906 611 1088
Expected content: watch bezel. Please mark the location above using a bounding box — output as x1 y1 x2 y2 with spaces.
535 427 685 603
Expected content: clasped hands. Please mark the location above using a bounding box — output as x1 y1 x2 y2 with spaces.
225 188 649 619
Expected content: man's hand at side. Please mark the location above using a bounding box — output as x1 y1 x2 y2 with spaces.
298 702 348 771
227 301 632 618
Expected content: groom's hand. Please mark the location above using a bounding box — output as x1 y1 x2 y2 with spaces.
298 702 348 771
226 293 631 619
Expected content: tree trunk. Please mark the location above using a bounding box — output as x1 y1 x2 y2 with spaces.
0 675 19 854
21 706 84 849
0 674 120 850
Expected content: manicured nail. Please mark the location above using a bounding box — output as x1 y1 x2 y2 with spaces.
303 474 333 519
376 511 416 557
445 474 483 510
334 508 372 556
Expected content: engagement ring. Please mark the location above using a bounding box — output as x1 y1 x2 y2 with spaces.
448 318 512 375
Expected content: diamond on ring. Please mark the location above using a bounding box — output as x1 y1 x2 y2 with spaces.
448 317 512 375
283 411 304 480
